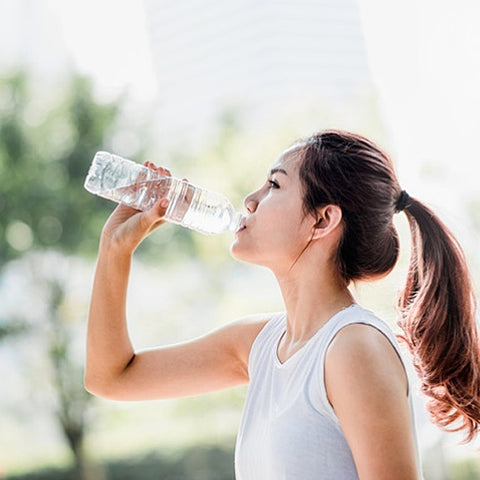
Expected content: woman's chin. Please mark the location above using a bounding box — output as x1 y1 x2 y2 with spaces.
230 242 247 262
230 242 257 265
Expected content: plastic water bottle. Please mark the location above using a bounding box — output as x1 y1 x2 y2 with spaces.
84 151 243 235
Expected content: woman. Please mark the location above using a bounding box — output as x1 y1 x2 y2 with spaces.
85 130 480 479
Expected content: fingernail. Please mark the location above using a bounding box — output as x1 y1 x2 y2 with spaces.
160 198 169 208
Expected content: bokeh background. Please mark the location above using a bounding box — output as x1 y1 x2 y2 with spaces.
1 0 479 479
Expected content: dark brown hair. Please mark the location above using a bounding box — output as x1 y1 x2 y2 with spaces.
296 129 480 442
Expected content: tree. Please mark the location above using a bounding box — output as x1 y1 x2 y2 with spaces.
0 71 121 263
47 274 91 480
0 70 130 478
0 251 94 479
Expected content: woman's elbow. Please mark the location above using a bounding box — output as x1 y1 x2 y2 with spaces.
84 372 116 399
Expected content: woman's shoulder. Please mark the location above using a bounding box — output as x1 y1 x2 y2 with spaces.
327 321 397 362
327 305 402 363
325 307 408 396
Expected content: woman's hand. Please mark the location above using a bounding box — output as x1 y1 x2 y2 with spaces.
100 162 172 254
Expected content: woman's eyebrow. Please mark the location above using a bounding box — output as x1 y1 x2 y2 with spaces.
269 167 288 176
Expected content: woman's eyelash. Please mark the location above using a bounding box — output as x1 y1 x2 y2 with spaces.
268 180 280 189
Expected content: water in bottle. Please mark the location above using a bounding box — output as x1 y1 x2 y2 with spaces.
84 151 243 235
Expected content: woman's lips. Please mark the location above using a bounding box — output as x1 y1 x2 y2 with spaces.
236 218 247 233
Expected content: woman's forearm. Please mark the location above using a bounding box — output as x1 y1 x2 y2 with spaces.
85 240 135 394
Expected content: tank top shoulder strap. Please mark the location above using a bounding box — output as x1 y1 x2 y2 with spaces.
248 312 286 378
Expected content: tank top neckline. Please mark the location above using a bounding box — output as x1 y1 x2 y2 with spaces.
274 303 359 368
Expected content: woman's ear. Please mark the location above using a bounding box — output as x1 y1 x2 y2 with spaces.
311 205 343 240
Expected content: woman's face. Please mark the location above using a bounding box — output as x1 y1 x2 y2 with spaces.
230 147 316 272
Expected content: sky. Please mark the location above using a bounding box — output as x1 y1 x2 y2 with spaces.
359 0 480 183
44 0 158 101
0 0 157 101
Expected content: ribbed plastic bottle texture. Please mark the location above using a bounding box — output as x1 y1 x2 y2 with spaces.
84 151 242 235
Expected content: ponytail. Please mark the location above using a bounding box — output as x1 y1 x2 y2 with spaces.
397 198 480 442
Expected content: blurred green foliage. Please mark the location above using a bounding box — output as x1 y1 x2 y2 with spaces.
0 70 123 262
447 458 480 480
1 69 233 267
6 444 235 480
0 70 130 479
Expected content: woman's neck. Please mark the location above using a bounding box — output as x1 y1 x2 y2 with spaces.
274 260 355 343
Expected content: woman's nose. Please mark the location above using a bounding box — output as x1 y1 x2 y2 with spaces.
244 191 258 214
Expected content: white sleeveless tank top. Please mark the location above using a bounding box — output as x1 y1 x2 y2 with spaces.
234 304 422 479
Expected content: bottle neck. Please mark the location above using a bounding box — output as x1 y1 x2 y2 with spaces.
229 211 243 233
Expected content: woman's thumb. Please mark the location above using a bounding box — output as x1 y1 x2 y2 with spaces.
159 198 170 210
141 198 170 233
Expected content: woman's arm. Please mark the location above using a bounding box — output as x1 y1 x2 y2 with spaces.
325 324 419 480
85 170 266 401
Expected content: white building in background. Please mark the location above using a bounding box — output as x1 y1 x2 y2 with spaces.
143 0 373 143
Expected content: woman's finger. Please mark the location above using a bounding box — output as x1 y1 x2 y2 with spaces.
144 161 171 177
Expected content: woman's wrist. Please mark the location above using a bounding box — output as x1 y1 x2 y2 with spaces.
99 233 135 261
